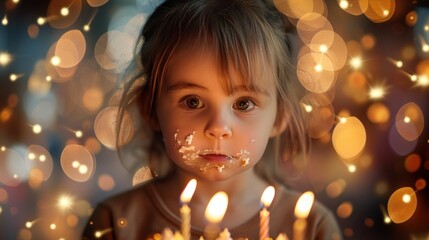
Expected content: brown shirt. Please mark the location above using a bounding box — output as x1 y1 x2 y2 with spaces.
82 180 342 240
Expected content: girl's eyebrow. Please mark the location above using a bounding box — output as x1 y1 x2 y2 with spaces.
166 81 208 92
166 80 270 96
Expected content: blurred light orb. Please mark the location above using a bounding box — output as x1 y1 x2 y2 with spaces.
367 102 390 124
405 11 417 26
32 124 42 134
404 153 421 173
395 102 424 141
387 187 417 223
50 56 61 66
415 178 426 190
0 52 12 66
98 174 115 191
337 202 353 219
75 130 83 138
55 30 86 68
94 106 135 150
332 117 366 160
37 17 46 25
60 144 95 182
369 86 385 99
60 7 69 16
1 15 7 26
349 57 362 69
27 145 53 181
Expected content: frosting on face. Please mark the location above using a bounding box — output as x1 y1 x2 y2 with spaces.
174 129 251 173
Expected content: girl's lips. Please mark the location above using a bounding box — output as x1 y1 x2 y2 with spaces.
200 154 230 162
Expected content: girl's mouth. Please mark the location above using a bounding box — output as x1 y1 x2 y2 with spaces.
199 154 231 162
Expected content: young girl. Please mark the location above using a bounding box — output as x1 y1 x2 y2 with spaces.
82 0 341 239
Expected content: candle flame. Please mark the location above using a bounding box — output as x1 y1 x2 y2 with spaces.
180 179 197 203
294 191 314 219
261 186 275 208
204 191 228 223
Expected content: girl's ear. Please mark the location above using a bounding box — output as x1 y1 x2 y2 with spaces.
270 111 289 137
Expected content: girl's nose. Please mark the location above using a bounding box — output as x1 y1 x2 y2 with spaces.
204 111 232 140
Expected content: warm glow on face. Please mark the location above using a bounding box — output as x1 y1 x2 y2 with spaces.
294 191 314 219
261 186 275 208
180 179 197 203
204 191 228 223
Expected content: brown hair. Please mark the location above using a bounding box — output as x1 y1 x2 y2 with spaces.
118 0 309 184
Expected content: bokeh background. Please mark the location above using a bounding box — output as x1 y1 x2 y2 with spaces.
0 0 428 239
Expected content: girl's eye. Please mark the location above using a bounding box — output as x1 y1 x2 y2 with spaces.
233 98 255 111
181 96 204 109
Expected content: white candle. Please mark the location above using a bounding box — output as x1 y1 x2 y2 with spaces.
204 191 228 240
180 179 197 240
293 191 314 240
260 186 275 240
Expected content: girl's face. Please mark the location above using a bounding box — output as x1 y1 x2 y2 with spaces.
155 49 281 181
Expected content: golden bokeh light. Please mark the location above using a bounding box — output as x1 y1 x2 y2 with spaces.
28 168 44 189
404 153 421 173
0 52 12 66
361 34 376 50
274 0 326 19
332 117 367 160
60 144 95 182
337 202 353 219
94 106 135 150
387 187 417 224
367 102 390 124
326 179 347 198
297 52 335 93
27 145 54 182
98 174 116 191
415 178 426 191
84 137 102 155
296 13 333 44
82 87 104 112
395 102 424 141
364 0 395 23
55 30 86 68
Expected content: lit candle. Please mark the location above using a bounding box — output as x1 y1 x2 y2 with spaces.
180 179 197 240
260 186 275 240
204 191 228 240
293 191 314 240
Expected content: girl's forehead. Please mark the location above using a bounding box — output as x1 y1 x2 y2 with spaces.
166 43 277 95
